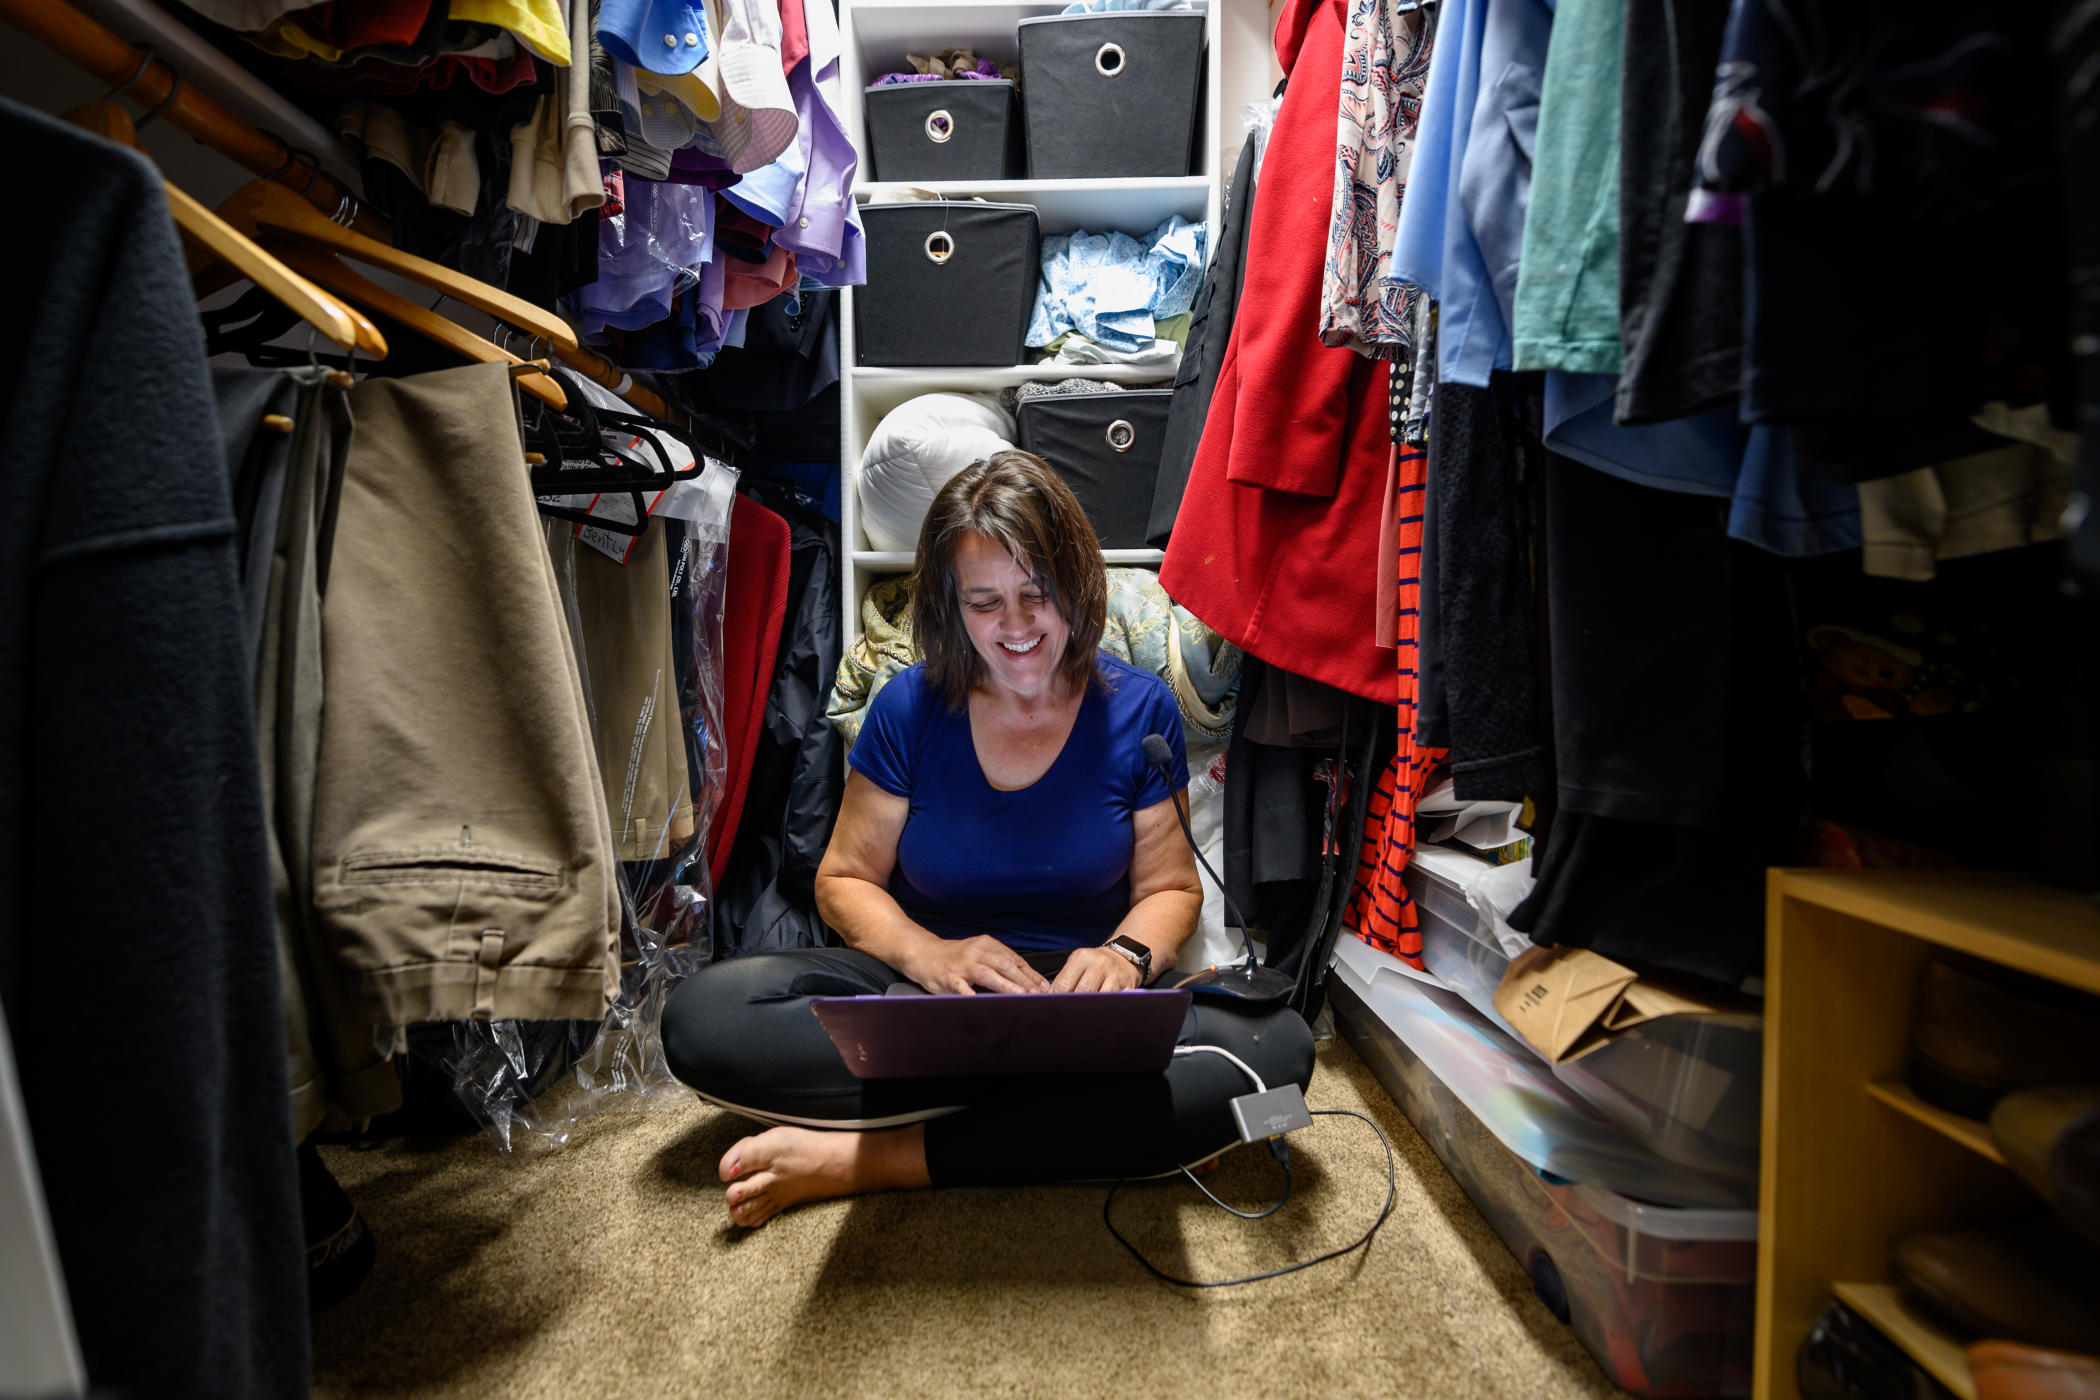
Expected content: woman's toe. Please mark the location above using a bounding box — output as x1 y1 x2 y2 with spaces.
720 1137 756 1183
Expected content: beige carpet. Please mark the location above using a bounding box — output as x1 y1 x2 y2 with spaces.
314 1035 1625 1400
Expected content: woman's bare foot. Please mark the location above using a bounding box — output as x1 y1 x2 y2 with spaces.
719 1123 930 1227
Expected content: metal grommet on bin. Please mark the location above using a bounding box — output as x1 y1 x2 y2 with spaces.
924 109 954 143
924 230 956 264
1105 418 1136 452
1095 42 1126 76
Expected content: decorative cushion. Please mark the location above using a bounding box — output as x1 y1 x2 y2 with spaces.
857 392 1015 551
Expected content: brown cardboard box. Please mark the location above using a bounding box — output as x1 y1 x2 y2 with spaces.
1492 945 1749 1065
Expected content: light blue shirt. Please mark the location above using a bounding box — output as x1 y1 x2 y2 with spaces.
1389 0 1554 387
1544 373 1860 557
1026 215 1206 352
598 0 711 76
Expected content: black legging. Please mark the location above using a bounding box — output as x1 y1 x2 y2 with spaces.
660 947 1316 1186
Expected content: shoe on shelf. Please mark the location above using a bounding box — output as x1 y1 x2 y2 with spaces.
1969 1341 2100 1400
1992 1087 2100 1247
1907 959 2100 1121
300 1140 375 1309
1798 1299 1960 1400
1892 1219 2100 1354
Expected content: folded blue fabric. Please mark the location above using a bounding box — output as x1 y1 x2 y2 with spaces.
1026 215 1206 353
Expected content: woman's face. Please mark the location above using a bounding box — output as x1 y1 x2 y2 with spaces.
952 531 1070 703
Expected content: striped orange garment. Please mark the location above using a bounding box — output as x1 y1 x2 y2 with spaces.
1347 438 1445 966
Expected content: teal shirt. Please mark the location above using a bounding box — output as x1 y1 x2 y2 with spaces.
1510 0 1626 374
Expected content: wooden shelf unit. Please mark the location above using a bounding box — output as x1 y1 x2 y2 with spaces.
1829 1283 1978 1400
1755 869 2100 1400
1861 1082 2007 1167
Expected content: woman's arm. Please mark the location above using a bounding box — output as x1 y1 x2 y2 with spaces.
815 771 1049 995
1050 792 1202 992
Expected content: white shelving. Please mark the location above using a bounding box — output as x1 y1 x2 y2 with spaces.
836 0 1267 647
852 177 1210 232
853 549 1167 568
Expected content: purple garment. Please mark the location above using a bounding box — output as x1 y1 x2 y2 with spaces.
774 0 863 287
660 147 743 189
574 176 715 339
871 62 1004 85
622 253 730 369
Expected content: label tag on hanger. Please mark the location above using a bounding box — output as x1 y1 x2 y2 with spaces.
577 427 689 562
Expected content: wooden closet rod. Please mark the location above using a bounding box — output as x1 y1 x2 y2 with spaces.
0 0 674 423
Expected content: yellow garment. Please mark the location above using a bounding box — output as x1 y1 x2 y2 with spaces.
449 0 571 65
634 69 721 123
243 15 346 62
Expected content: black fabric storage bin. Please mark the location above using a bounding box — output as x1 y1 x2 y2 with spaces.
856 202 1040 367
1016 389 1173 547
1017 13 1204 178
864 81 1025 182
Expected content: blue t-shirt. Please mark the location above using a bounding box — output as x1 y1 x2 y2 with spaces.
847 652 1190 954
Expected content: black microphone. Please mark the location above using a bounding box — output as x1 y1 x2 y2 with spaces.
1143 733 1296 1008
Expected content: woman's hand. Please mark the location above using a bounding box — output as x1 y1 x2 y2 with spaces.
908 936 1051 996
1050 945 1145 994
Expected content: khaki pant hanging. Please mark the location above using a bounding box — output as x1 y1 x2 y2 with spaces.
310 362 621 1027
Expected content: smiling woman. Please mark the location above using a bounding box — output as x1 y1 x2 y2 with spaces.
910 450 1105 714
656 453 1315 1229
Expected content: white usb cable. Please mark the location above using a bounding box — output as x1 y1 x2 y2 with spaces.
1171 1043 1266 1095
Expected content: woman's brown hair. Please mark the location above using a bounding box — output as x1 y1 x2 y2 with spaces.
910 450 1107 708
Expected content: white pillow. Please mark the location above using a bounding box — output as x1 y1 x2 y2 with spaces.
858 393 1016 551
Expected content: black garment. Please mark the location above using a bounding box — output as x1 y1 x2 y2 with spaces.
1416 398 1450 752
1743 198 2022 482
673 289 839 414
356 120 534 289
2056 0 2100 587
1729 5 2063 478
1423 377 1545 801
708 495 846 955
0 101 307 1398
1221 658 1322 937
1615 0 1741 425
660 947 1315 1182
1509 455 1799 986
507 206 602 311
1148 135 1257 546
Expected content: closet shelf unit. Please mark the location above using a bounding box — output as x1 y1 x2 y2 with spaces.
835 0 1229 646
1756 869 2100 1400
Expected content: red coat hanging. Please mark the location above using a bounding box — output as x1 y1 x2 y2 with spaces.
1159 0 1396 708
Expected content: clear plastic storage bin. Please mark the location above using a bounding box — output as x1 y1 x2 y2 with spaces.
1408 848 1527 1042
1331 955 1758 1399
1404 853 1765 1186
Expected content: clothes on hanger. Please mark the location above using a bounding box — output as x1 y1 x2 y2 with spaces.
1 97 308 1400
1158 0 1399 707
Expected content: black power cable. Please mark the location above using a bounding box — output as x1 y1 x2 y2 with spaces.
1102 1109 1398 1288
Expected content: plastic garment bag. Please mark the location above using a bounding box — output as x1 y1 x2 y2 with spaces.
437 459 739 1152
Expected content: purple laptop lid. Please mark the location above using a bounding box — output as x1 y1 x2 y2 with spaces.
809 988 1192 1079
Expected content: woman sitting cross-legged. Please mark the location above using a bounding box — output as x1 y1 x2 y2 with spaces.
659 450 1314 1228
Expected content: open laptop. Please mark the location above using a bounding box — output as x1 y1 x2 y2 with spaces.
809 988 1192 1079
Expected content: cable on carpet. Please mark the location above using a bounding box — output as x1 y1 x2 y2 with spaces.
1102 1108 1398 1288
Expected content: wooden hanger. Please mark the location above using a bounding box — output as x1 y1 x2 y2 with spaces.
63 101 381 358
267 244 569 410
218 179 579 354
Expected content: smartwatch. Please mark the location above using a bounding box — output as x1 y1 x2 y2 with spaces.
1104 935 1153 984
